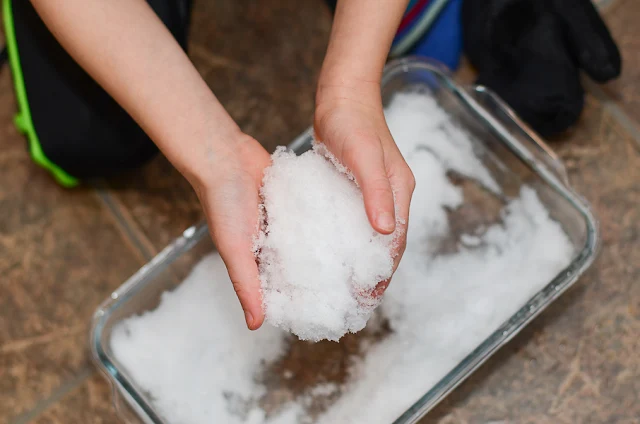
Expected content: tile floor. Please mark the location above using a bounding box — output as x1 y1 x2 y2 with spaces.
1 0 638 423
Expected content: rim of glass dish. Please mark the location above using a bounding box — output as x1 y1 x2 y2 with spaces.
384 57 599 424
89 57 599 424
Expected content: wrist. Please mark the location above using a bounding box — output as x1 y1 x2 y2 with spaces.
170 123 249 192
318 49 383 92
316 66 382 110
318 0 401 96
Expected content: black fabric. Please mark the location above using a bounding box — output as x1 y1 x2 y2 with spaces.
11 0 193 180
0 45 7 68
324 0 337 13
462 0 621 137
550 0 621 83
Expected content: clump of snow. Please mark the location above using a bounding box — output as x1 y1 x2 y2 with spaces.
255 145 396 342
110 90 576 424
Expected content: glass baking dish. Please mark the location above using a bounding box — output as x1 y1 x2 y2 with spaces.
90 57 599 424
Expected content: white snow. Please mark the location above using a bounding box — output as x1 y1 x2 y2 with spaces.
111 91 575 424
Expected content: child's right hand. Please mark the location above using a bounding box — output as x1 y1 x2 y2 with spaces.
188 134 271 331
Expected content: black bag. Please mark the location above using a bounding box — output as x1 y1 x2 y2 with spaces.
1 0 193 186
461 0 621 137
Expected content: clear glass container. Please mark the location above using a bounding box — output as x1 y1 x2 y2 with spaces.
90 57 599 424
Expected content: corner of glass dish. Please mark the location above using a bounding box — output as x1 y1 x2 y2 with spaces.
89 222 211 423
383 57 600 423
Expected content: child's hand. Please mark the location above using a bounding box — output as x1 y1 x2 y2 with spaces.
314 81 416 290
312 0 414 296
189 135 271 330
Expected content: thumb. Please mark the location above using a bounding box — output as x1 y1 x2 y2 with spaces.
342 137 396 234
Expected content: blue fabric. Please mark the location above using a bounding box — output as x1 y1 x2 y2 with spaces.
408 0 463 71
323 0 462 71
392 0 430 46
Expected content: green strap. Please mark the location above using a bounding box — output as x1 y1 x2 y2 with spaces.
2 0 79 187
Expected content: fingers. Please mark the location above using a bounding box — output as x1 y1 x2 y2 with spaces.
342 135 397 234
368 152 414 299
389 162 415 271
371 278 391 299
339 130 414 298
200 167 268 331
211 210 265 330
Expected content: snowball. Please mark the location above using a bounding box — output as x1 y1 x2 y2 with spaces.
255 145 396 342
110 90 576 424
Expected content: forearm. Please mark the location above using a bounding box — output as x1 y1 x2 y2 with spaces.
30 0 239 182
318 0 409 102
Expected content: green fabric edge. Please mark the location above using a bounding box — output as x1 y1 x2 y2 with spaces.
3 0 79 187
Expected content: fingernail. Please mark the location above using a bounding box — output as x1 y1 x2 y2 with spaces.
377 212 395 233
244 311 254 329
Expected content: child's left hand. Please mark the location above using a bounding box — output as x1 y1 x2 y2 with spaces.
314 80 415 286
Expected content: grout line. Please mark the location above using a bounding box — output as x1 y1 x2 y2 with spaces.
10 369 94 424
91 180 157 262
590 0 640 144
596 0 621 13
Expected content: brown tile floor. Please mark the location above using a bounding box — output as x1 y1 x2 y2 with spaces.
0 68 145 422
1 0 639 423
30 374 116 424
603 0 640 129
